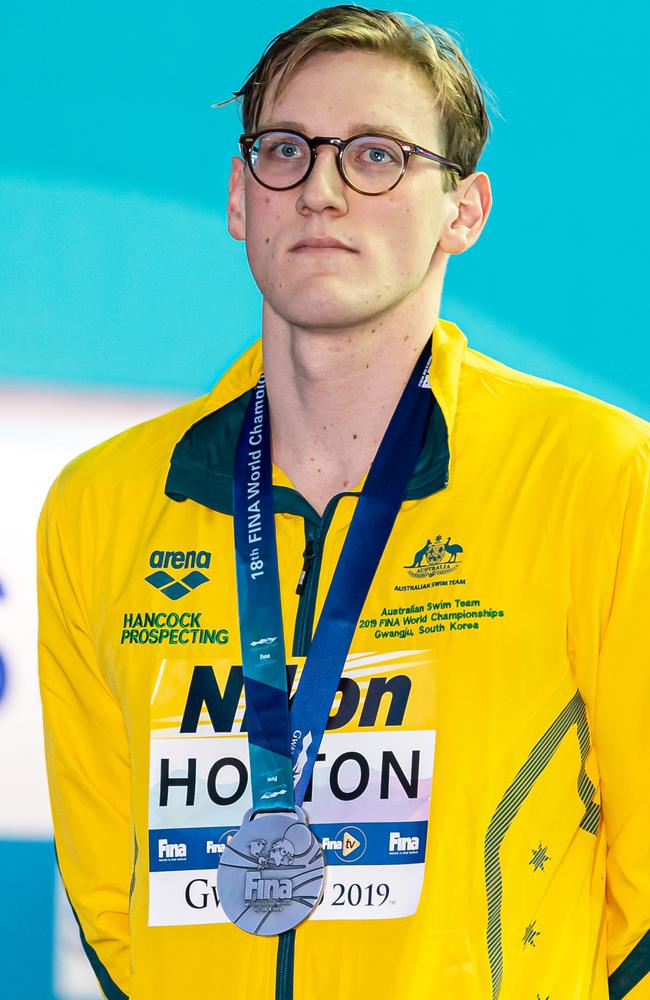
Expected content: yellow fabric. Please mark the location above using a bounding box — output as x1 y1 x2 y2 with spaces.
37 319 650 1000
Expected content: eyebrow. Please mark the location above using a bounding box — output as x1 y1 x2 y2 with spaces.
257 120 416 143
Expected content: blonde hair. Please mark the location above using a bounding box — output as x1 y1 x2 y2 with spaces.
217 5 495 192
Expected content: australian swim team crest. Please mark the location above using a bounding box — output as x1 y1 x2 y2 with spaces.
404 534 463 579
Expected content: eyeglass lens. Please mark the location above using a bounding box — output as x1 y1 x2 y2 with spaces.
249 131 405 193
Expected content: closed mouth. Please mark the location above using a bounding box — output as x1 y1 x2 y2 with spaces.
290 238 356 252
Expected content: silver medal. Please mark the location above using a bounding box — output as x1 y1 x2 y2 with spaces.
217 806 325 935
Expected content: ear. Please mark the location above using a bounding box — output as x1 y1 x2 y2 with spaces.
437 172 492 255
227 156 246 242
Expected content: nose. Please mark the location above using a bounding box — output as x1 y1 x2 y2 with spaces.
296 144 348 215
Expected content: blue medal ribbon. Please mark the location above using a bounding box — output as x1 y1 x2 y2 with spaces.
233 344 434 814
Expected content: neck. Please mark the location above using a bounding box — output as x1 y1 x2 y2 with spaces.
263 297 440 515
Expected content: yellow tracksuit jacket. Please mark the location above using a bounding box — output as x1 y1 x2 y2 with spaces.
37 319 650 1000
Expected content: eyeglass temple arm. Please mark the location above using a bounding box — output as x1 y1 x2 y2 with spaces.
413 145 463 175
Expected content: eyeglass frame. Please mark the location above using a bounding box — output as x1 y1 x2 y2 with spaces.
238 128 464 196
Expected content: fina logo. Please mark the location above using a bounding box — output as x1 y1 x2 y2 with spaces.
158 838 187 861
244 838 296 905
145 549 211 601
206 829 238 856
237 822 320 913
389 831 420 855
322 826 367 864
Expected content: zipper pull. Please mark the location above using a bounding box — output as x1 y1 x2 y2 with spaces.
296 539 316 596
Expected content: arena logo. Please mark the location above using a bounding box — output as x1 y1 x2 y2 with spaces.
145 549 212 601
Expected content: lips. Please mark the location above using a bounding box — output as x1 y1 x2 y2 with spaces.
290 237 356 251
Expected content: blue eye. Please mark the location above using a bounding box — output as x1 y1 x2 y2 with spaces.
255 136 308 163
277 143 299 158
347 140 402 169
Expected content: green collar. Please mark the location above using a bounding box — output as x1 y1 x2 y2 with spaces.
165 386 450 522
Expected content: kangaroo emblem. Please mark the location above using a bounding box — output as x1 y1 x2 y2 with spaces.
404 539 432 568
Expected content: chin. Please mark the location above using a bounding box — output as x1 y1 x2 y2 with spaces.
279 304 375 330
268 287 394 331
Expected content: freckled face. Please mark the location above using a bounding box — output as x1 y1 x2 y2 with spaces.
230 50 453 330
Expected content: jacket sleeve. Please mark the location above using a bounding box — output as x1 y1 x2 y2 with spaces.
594 439 650 1000
37 471 131 1000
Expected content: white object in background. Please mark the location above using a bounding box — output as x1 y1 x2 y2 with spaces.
53 873 103 1000
0 384 183 837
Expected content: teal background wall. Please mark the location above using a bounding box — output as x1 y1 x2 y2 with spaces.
2 0 648 413
1 1 647 997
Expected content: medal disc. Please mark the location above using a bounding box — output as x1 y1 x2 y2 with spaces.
217 806 325 935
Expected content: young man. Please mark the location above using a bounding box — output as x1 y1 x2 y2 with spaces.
37 6 650 1000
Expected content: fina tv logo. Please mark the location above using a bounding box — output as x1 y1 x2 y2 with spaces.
145 549 211 601
322 826 368 863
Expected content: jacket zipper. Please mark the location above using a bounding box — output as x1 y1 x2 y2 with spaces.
293 520 320 651
275 498 341 1000
295 538 316 597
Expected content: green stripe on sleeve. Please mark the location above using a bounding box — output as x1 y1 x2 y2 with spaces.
609 929 650 1000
